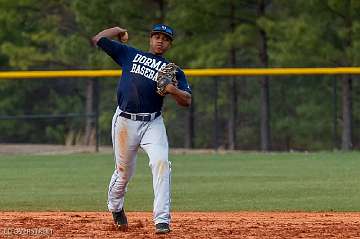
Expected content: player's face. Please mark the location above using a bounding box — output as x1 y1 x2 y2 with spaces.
149 33 172 55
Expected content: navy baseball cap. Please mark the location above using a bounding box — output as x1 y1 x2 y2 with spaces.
151 23 174 40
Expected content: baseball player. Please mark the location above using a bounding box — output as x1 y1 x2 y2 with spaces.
91 23 192 234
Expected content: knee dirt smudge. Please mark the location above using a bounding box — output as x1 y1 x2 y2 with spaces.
118 127 128 160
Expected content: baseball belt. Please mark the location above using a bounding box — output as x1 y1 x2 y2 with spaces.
119 111 161 121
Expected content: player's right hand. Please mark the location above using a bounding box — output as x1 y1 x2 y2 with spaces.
118 31 128 43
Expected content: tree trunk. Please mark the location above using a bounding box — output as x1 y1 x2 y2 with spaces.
228 77 237 150
84 79 95 145
260 76 270 151
341 76 352 150
185 90 195 148
257 0 271 151
214 78 219 150
155 0 165 22
227 0 237 150
341 0 353 150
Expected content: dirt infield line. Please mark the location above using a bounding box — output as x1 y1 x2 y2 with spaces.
0 144 224 155
1 212 360 238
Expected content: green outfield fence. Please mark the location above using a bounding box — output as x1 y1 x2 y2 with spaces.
2 67 360 78
0 67 359 151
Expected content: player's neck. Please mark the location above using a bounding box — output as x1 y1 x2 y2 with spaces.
148 49 163 56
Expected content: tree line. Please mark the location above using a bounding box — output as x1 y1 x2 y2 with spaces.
0 0 359 150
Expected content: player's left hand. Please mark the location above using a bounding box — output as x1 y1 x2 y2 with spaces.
156 63 179 96
164 83 177 94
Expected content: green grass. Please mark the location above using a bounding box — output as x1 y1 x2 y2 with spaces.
0 151 360 211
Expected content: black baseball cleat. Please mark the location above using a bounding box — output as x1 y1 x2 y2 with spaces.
155 223 170 234
112 208 128 231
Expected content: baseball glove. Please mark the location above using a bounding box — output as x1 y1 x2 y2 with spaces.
156 63 179 96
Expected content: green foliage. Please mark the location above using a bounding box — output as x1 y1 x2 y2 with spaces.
0 0 359 149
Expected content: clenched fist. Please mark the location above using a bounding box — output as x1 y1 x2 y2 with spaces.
118 31 128 43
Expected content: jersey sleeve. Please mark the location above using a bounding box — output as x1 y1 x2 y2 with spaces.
176 69 192 94
97 37 129 66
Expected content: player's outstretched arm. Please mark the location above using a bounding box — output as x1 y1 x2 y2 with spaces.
165 84 192 107
91 27 128 46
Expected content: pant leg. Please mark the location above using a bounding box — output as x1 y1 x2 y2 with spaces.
108 108 140 212
140 116 171 225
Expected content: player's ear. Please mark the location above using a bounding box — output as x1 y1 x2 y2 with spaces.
149 35 153 46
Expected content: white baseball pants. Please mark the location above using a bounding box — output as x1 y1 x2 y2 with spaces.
107 107 171 225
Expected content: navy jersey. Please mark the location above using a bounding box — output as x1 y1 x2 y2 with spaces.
97 37 191 113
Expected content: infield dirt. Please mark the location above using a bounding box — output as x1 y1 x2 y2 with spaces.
1 212 360 238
